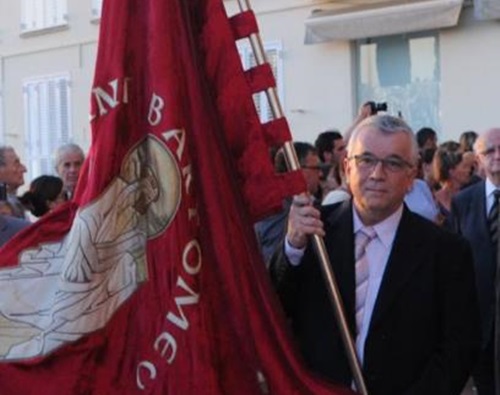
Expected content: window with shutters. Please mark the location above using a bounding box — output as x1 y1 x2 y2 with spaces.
0 92 4 144
20 0 68 34
23 74 72 179
91 0 103 21
238 41 284 123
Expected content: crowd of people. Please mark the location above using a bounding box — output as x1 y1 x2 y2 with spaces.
1 105 499 394
0 143 85 246
255 105 500 394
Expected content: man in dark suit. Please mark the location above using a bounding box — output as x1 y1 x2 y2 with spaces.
254 142 322 264
271 115 480 395
450 127 500 395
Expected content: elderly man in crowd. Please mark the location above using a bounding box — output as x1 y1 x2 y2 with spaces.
0 146 28 218
270 114 480 394
54 143 85 199
451 127 500 395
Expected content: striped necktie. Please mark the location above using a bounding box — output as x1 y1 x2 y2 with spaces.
355 227 376 334
488 191 500 244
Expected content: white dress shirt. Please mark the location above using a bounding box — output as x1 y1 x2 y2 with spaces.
485 177 500 216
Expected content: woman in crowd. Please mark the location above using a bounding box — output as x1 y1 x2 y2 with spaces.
433 145 473 226
20 175 67 218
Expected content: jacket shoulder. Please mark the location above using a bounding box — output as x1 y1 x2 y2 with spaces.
405 206 469 247
454 181 483 205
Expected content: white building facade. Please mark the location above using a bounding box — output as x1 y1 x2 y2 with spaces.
0 0 499 181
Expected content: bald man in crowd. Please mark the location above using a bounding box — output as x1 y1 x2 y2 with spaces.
451 127 500 394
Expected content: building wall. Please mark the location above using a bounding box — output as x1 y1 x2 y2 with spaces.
225 0 355 142
440 7 500 139
0 0 499 171
0 1 99 167
226 0 500 142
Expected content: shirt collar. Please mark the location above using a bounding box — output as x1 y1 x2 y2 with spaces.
485 177 499 198
353 204 404 249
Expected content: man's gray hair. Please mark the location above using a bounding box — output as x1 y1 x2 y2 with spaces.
473 128 500 154
0 146 15 167
347 115 419 163
54 143 85 168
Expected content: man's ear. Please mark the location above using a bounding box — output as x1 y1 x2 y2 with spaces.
406 167 418 193
343 157 351 182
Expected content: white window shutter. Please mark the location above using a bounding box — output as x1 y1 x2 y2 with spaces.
21 0 68 33
23 74 72 178
54 0 68 26
0 92 4 144
238 42 283 123
264 48 280 121
59 78 71 143
92 0 103 18
21 0 37 31
45 0 55 27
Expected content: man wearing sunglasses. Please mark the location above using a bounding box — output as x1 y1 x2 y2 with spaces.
270 114 480 394
254 142 322 264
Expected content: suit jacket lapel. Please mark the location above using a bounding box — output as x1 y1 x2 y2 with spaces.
323 200 356 330
473 182 490 242
369 207 425 329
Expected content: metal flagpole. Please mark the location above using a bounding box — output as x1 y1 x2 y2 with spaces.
234 1 369 394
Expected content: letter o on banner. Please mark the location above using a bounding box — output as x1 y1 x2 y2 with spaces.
182 240 202 275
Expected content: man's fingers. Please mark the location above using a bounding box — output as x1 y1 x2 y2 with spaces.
296 205 321 219
292 194 312 208
298 213 323 229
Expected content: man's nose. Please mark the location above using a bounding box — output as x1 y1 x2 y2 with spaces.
369 160 386 178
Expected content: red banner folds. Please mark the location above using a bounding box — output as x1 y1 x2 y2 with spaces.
0 0 353 394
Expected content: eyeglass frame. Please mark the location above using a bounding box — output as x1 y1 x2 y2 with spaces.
478 145 500 157
301 165 324 171
347 153 414 173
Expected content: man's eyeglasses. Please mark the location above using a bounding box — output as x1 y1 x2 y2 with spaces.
348 154 413 173
479 145 500 157
301 165 323 171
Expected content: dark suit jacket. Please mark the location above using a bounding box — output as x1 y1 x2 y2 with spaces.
270 201 480 395
254 199 291 265
450 181 494 348
0 214 30 247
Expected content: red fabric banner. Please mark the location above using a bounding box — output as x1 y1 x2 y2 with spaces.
0 0 354 394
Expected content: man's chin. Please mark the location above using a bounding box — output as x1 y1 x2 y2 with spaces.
365 190 387 200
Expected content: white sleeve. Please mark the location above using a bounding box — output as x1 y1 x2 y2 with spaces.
284 237 305 266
